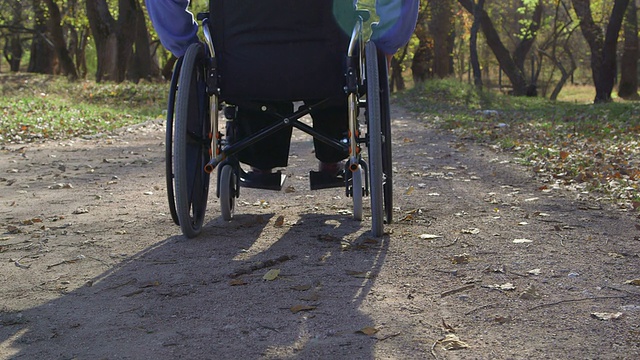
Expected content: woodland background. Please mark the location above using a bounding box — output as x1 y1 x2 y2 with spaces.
0 0 639 104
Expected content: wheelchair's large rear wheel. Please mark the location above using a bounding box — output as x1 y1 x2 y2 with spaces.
173 43 211 238
378 50 394 225
166 57 183 226
365 41 393 237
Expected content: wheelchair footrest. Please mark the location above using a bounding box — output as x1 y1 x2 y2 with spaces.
240 170 286 191
309 170 346 190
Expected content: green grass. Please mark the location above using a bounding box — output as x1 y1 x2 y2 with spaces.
0 74 167 143
397 79 640 209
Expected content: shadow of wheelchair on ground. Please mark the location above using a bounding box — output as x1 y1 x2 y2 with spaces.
0 211 388 359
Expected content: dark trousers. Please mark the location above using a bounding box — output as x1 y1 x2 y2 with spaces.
235 99 349 170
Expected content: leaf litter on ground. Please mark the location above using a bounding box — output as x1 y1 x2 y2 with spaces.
401 79 640 212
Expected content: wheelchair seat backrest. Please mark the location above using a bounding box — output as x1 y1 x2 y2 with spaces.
209 0 356 101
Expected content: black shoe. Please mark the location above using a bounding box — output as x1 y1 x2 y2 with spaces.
318 161 343 176
239 168 286 190
310 162 345 190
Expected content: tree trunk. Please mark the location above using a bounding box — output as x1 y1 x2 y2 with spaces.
429 0 454 78
412 42 433 83
28 0 56 74
540 48 577 101
128 2 158 82
411 2 432 83
513 3 544 75
389 45 408 92
535 1 579 100
516 1 543 96
43 0 79 80
4 36 23 72
4 3 23 72
86 0 138 82
75 27 90 79
115 0 138 82
470 0 485 89
618 0 639 99
572 0 629 103
458 0 536 96
63 0 89 79
86 0 113 82
66 26 89 79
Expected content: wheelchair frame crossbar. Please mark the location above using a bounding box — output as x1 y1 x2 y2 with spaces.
203 98 349 174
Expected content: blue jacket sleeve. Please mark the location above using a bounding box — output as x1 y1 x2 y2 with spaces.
145 0 199 57
373 0 419 55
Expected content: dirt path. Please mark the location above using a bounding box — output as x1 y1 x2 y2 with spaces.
1 105 639 359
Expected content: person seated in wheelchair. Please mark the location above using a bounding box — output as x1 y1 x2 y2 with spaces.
146 0 418 189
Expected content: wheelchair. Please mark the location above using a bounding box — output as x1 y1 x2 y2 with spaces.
165 1 393 238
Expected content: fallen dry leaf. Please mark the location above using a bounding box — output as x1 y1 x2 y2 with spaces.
461 228 480 234
356 326 378 336
439 334 469 350
484 283 516 291
262 269 280 281
290 305 316 313
493 314 512 324
451 253 470 264
625 279 640 286
139 281 160 288
21 218 43 225
519 284 541 300
419 234 443 239
345 270 370 278
400 214 414 221
252 200 270 208
274 215 285 227
591 312 623 321
229 278 247 286
48 183 73 189
528 268 542 276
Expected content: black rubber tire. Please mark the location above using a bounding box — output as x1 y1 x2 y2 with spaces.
174 43 211 238
352 166 363 221
365 41 384 237
219 164 236 221
378 48 394 225
165 57 183 226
